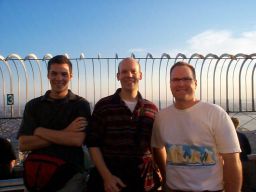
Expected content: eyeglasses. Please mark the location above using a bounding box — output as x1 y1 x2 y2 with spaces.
171 77 194 84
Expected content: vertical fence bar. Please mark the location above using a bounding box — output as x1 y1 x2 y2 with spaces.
1 53 256 118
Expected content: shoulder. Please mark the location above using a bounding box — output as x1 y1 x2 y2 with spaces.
197 101 226 113
156 105 172 117
237 131 248 139
73 94 90 105
142 99 158 112
195 102 230 122
94 95 115 109
25 96 44 108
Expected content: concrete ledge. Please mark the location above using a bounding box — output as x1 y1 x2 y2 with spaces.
0 178 25 192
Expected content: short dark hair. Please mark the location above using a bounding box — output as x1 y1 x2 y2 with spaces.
231 117 240 129
170 61 196 79
47 55 72 73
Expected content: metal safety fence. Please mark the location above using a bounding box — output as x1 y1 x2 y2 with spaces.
0 53 256 119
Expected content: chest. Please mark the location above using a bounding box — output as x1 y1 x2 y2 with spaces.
34 102 77 130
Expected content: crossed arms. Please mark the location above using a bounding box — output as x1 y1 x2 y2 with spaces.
19 117 87 152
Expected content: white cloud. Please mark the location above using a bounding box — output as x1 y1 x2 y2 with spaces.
170 30 256 56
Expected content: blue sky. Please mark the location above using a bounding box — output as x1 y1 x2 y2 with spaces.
1 0 256 58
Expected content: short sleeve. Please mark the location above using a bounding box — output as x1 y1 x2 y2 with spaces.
151 113 165 148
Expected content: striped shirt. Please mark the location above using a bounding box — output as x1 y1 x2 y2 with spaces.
86 88 159 191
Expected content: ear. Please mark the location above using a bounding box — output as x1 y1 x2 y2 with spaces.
70 73 73 79
138 71 142 80
117 72 120 81
47 73 50 80
195 79 197 87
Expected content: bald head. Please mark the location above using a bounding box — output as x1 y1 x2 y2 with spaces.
118 57 141 73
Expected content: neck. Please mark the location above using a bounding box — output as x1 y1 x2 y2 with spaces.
49 90 68 99
174 98 199 110
120 89 138 102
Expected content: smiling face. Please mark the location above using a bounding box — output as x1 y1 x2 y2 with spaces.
170 65 197 108
47 63 72 99
117 58 142 93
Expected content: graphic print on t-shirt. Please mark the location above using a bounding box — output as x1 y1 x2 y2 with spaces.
166 144 216 166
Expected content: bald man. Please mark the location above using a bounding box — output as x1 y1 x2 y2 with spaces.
86 58 160 192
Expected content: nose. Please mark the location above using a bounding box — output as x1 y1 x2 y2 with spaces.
124 71 133 77
55 74 63 80
127 71 133 77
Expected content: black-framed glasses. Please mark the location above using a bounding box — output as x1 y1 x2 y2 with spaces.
171 77 194 84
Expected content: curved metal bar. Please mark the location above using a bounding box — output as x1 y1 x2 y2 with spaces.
206 59 214 102
107 58 110 95
43 53 52 90
114 54 118 90
232 58 240 112
252 61 256 111
219 54 234 107
159 53 170 109
2 52 256 118
28 59 36 97
150 58 155 103
6 54 29 116
225 55 236 112
202 53 218 101
25 54 41 98
244 59 253 111
80 53 87 99
213 54 233 105
98 54 102 98
188 53 204 69
75 58 80 95
163 54 171 108
131 53 136 59
144 53 153 98
235 53 249 111
189 53 204 69
25 54 43 96
0 62 6 116
0 55 13 117
91 58 96 106
43 53 53 60
174 53 186 64
249 53 256 111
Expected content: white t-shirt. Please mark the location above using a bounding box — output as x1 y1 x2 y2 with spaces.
123 100 137 112
151 101 241 191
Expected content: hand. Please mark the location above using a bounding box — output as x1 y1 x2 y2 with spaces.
65 117 87 132
104 174 126 192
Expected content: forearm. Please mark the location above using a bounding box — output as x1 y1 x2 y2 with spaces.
152 147 166 182
19 135 51 152
34 127 85 147
89 147 112 180
222 153 242 192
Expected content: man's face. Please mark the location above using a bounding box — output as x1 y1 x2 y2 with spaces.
170 65 197 102
47 63 72 95
117 59 142 92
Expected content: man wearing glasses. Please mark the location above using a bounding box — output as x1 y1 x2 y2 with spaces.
151 61 242 192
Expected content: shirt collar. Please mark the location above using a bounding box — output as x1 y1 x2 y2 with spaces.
112 88 144 105
41 89 77 102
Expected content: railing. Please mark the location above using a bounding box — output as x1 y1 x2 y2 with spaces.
0 53 256 118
